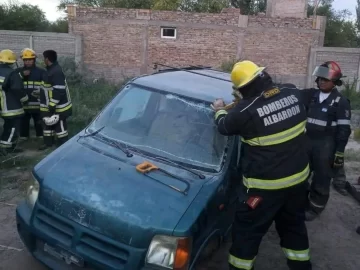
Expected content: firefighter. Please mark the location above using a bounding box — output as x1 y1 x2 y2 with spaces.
39 50 72 150
212 60 312 270
0 49 28 154
17 48 45 140
300 61 351 221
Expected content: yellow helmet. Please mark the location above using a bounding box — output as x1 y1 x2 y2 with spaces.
231 60 266 89
0 49 17 64
21 48 36 59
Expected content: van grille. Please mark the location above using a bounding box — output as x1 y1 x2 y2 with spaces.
34 206 130 269
34 209 74 246
78 234 129 268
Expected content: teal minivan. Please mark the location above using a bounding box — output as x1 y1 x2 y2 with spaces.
16 67 243 270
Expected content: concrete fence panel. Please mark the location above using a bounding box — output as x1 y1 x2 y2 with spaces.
0 30 81 64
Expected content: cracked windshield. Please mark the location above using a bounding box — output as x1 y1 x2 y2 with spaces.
92 84 228 171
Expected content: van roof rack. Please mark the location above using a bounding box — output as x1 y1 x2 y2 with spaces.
153 63 231 82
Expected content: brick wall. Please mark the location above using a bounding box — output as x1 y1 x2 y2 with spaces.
68 2 324 87
0 30 82 64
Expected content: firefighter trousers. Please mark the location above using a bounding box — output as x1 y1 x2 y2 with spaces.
43 117 69 147
229 182 311 270
308 138 335 214
0 117 21 149
20 110 43 138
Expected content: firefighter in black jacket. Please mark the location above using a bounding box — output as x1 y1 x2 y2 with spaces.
0 49 28 154
300 61 351 221
212 60 312 270
39 50 72 150
17 48 46 140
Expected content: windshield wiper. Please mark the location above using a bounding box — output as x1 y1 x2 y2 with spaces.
80 127 133 158
79 126 105 138
98 135 134 158
151 156 206 179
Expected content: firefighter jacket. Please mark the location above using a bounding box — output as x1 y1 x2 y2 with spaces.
0 64 28 118
300 88 352 154
16 65 46 112
214 83 310 191
40 61 72 118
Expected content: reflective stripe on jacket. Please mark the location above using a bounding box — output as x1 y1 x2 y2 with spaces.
40 62 72 117
215 86 310 190
300 88 352 154
0 64 27 118
16 66 46 112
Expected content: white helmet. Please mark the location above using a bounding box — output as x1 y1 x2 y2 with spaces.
43 115 59 126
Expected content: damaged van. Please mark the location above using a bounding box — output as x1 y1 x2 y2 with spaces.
16 66 242 270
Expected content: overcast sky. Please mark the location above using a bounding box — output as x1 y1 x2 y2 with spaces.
0 0 357 21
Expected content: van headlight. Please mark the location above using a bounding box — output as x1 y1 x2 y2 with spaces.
26 175 40 209
145 235 192 270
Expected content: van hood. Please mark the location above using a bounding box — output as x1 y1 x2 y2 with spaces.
34 136 209 248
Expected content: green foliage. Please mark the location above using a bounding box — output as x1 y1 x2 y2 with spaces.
354 128 360 142
308 0 359 47
220 59 237 72
340 79 360 110
0 1 68 33
230 0 266 15
59 0 231 13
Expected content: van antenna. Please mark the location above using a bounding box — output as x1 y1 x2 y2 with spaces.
153 63 232 82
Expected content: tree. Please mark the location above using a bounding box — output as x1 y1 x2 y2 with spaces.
0 1 68 33
48 18 69 33
58 0 153 10
0 2 50 31
356 0 360 33
59 0 231 13
308 0 359 47
230 0 266 15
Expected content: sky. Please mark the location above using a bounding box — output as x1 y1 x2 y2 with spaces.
0 0 357 22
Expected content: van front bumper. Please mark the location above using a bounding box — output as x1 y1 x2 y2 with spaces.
16 200 154 270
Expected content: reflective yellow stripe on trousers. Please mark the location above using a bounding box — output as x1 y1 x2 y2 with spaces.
282 248 310 261
241 120 306 146
243 164 310 190
229 254 256 270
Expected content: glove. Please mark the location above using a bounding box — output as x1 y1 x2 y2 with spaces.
333 152 344 168
211 98 226 111
49 104 56 114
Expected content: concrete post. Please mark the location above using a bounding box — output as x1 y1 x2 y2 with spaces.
306 47 317 88
75 35 83 70
29 35 34 49
356 60 360 92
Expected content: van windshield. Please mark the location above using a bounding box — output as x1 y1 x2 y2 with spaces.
90 84 229 172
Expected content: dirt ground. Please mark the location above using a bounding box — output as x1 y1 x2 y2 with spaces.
1 139 360 270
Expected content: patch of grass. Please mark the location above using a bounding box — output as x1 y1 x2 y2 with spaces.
354 128 360 142
0 58 127 193
340 79 360 110
345 149 360 162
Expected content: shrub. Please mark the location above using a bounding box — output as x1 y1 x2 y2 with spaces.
340 79 360 110
354 128 360 142
220 59 237 73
